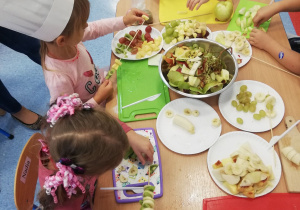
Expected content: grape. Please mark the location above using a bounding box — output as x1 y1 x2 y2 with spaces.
253 114 262 120
165 24 171 29
173 31 179 38
250 101 257 106
162 33 167 39
237 117 243 124
231 100 238 107
249 104 256 113
166 28 174 36
243 104 249 113
266 103 273 111
165 37 172 44
236 104 243 111
245 91 252 97
240 85 247 92
170 20 177 27
259 110 266 118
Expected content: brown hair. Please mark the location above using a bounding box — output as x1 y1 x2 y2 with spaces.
38 108 129 209
40 0 90 69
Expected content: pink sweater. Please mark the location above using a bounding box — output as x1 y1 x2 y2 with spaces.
43 17 126 106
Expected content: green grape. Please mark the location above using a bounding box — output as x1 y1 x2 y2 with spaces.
266 103 273 110
250 100 257 106
166 28 174 36
253 114 262 120
240 85 247 92
249 104 256 113
245 91 252 97
236 104 243 111
236 93 242 100
237 117 243 124
170 20 177 27
165 24 171 29
165 37 172 44
173 31 179 38
231 100 238 107
162 32 167 39
259 110 266 118
243 104 249 113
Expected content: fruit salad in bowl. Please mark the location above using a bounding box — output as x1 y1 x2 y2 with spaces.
159 39 238 98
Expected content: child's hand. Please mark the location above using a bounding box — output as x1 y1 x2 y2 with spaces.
252 6 275 27
249 28 270 50
186 0 209 11
93 80 113 104
123 8 148 26
126 130 154 165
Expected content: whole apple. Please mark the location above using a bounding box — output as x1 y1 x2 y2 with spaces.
215 1 233 22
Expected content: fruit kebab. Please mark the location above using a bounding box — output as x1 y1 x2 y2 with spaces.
139 166 155 210
105 15 149 79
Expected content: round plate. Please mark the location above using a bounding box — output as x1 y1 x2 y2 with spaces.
207 131 281 198
209 30 252 68
156 98 221 155
111 25 163 60
219 80 285 132
161 24 212 51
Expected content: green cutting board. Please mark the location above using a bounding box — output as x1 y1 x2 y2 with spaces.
117 59 170 122
227 0 270 38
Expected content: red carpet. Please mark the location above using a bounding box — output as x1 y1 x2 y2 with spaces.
289 12 300 35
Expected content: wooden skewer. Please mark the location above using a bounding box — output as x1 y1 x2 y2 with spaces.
148 166 150 185
148 12 213 26
251 56 300 79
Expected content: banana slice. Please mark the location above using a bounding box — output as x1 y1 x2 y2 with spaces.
173 114 195 134
241 47 250 56
233 31 242 37
281 146 294 156
235 41 245 51
266 110 277 118
119 174 128 183
192 110 200 117
165 110 174 118
287 149 297 161
226 32 236 41
183 108 192 116
224 163 233 175
254 92 266 102
212 118 221 127
291 153 300 165
265 95 276 105
128 165 138 176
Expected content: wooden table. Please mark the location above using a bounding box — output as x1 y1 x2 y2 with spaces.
94 0 300 209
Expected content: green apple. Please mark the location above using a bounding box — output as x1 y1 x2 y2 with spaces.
215 1 233 22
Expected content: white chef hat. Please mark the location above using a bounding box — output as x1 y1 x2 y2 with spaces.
0 0 74 42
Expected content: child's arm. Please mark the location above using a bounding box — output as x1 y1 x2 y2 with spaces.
186 0 209 11
82 8 147 41
90 80 113 105
249 29 300 75
253 0 300 27
117 119 154 165
44 71 76 104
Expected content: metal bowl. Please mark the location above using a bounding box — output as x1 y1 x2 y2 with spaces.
159 38 238 98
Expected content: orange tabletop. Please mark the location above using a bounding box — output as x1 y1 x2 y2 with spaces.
93 0 300 209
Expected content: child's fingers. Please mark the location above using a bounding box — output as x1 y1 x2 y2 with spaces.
137 152 146 165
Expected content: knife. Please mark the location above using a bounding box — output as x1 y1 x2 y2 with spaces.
122 93 161 109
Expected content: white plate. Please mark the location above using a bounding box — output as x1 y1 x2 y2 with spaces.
207 131 281 198
161 23 212 51
209 30 252 68
111 25 163 60
156 98 221 155
218 80 285 132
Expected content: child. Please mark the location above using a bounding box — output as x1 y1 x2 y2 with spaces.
38 93 152 209
249 0 300 75
186 0 209 11
41 0 147 106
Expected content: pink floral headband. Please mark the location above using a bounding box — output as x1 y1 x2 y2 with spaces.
43 162 86 204
47 93 93 126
